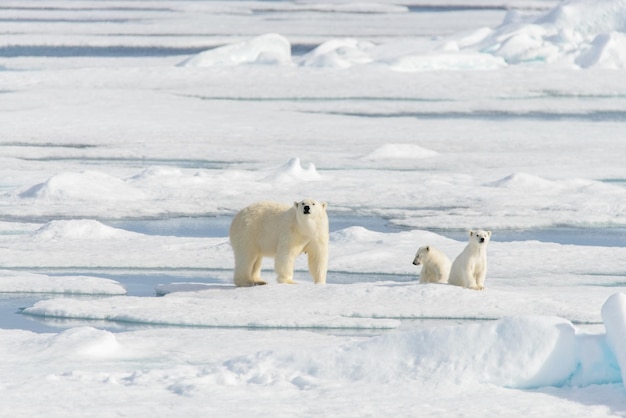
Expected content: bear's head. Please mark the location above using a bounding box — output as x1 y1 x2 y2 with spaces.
294 199 327 216
412 245 430 266
469 230 492 246
293 199 328 232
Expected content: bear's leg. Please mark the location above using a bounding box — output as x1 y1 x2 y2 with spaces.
250 257 265 284
234 254 267 287
467 273 480 290
476 271 486 290
274 246 297 284
434 266 445 283
307 246 328 284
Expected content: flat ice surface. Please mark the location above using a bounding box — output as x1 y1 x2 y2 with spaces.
1 0 626 416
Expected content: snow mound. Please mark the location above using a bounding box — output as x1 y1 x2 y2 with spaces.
363 144 439 161
178 33 291 67
172 0 626 71
576 32 626 68
488 173 558 190
28 298 618 389
601 293 626 389
46 327 121 357
262 157 321 182
34 220 138 240
471 0 626 68
0 270 126 295
336 316 578 388
298 39 375 69
537 0 626 37
173 0 626 71
19 171 143 201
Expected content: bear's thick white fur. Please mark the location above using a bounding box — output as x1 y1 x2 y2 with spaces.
412 245 451 284
448 230 492 290
229 199 329 287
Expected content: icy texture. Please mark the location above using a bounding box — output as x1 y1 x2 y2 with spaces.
2 0 626 416
178 33 292 67
602 293 626 387
177 0 626 70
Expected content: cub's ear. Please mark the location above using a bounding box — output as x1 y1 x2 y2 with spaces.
487 231 492 237
426 246 430 251
321 202 327 210
469 230 474 236
294 201 299 208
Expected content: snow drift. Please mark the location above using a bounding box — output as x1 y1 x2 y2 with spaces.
178 33 291 67
298 39 375 69
19 296 626 390
33 219 138 241
19 171 143 201
261 157 321 182
470 0 626 68
179 0 626 70
602 293 626 387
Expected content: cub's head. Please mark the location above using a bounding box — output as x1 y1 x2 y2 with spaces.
294 199 327 217
469 230 492 246
412 245 431 266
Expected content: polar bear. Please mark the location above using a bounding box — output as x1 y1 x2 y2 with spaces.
448 230 492 290
229 199 329 287
412 245 451 284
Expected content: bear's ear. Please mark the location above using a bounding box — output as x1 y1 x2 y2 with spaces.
294 201 299 208
426 246 430 251
469 230 474 236
487 231 492 237
321 202 327 210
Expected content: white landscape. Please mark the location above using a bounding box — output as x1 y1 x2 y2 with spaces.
1 0 626 416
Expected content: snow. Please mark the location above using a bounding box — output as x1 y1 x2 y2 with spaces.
298 38 376 68
33 219 138 241
363 143 439 160
20 171 145 201
602 293 626 386
168 0 626 70
262 157 322 182
178 33 292 67
1 0 626 416
17 281 610 329
0 270 126 295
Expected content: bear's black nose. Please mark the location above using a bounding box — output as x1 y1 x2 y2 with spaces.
480 237 485 243
303 205 310 214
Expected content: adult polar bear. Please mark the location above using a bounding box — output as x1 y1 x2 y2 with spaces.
229 199 329 287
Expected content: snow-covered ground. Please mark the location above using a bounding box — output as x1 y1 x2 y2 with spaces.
1 0 626 416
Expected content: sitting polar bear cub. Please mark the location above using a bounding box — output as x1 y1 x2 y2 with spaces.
229 199 329 287
449 230 492 290
412 245 451 284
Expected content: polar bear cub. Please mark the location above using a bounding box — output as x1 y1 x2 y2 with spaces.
448 230 492 290
412 245 451 284
229 199 329 287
